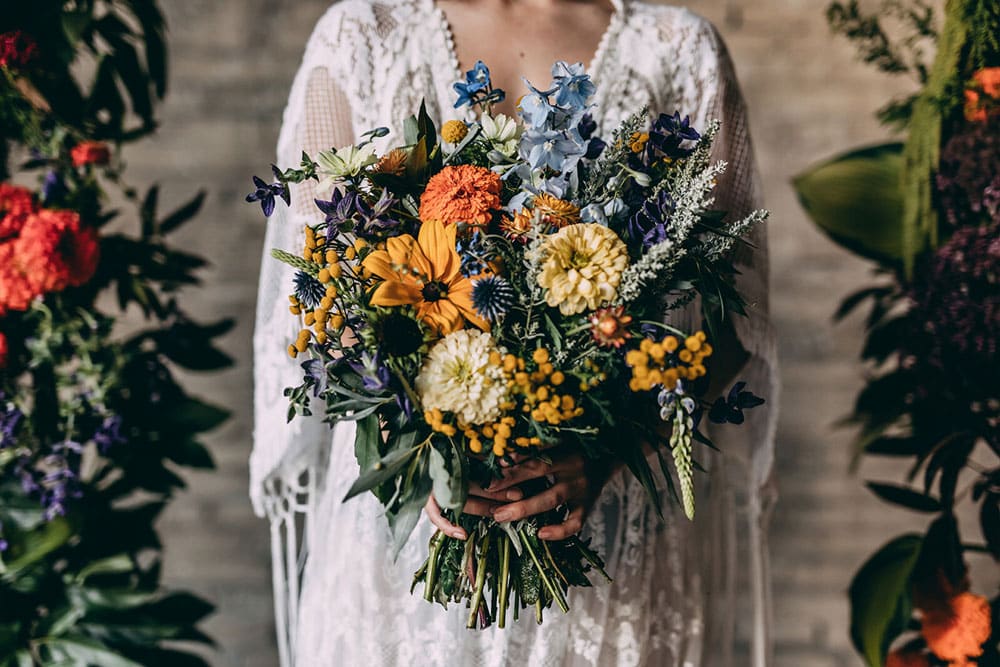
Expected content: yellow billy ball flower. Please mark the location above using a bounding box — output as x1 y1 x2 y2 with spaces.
537 223 629 316
441 119 469 144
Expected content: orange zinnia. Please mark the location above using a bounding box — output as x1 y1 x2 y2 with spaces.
921 592 992 666
418 165 501 227
362 219 488 335
964 68 1000 123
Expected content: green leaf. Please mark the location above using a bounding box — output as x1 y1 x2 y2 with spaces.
3 517 73 577
159 191 206 235
428 440 466 513
793 143 906 265
38 636 143 667
848 533 923 667
76 554 135 583
344 445 419 502
866 482 942 513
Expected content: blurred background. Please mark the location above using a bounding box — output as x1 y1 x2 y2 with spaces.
119 1 934 665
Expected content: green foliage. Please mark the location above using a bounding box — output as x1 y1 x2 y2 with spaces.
849 534 923 667
0 2 226 665
793 143 907 264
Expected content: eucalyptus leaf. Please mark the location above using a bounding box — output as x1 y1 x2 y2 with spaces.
344 446 420 502
428 441 467 513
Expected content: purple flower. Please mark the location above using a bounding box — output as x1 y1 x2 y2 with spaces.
0 397 23 449
627 190 676 248
936 119 1000 227
354 190 403 240
246 165 290 217
41 170 67 204
349 352 392 393
93 415 126 455
315 189 359 239
648 111 701 160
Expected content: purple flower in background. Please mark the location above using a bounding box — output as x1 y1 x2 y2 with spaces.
246 165 290 217
41 170 67 204
0 396 23 449
936 119 1000 227
93 415 126 455
905 223 1000 437
349 352 392 393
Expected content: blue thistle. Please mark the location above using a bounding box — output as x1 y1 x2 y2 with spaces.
293 270 326 309
472 276 514 321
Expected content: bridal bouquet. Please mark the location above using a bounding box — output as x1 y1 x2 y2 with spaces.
249 60 767 628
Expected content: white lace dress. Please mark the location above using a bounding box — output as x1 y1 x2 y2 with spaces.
251 1 779 665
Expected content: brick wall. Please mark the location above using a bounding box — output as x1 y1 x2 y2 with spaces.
122 1 944 665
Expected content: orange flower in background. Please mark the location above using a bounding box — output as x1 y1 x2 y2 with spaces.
13 210 100 293
886 649 931 667
70 141 111 168
964 68 1000 123
362 218 488 335
921 592 992 666
0 183 36 239
0 243 39 316
418 165 501 227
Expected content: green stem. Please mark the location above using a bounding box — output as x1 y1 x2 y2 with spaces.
423 531 446 603
466 531 492 629
535 599 543 625
577 542 613 583
520 529 569 614
542 539 569 587
498 536 511 629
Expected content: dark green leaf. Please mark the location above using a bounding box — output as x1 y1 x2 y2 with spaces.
344 445 419 502
793 143 906 265
848 534 923 667
866 482 941 512
38 636 142 667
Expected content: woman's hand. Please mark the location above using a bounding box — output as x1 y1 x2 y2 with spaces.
490 451 610 541
424 481 524 540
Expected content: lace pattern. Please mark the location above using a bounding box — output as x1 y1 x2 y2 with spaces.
251 2 778 665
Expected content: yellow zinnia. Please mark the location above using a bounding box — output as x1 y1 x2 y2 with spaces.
537 223 629 315
362 219 488 335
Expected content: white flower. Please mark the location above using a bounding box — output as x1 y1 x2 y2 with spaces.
316 144 377 190
481 114 521 157
416 329 508 425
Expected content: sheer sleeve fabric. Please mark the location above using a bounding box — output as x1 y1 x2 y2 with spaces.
251 40 356 666
684 17 780 667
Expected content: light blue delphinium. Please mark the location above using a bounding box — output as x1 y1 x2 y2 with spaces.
520 127 587 173
550 61 595 110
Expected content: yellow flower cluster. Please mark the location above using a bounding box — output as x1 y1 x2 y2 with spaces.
441 119 469 144
508 347 583 428
629 131 649 153
625 332 713 392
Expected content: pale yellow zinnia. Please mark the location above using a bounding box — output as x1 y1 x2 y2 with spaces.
536 223 629 315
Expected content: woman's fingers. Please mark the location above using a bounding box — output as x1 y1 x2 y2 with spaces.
538 504 586 541
424 495 467 540
469 480 523 502
489 455 585 492
491 478 586 523
463 497 504 517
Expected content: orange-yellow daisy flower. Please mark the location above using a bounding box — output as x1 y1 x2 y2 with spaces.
362 218 488 335
418 164 501 227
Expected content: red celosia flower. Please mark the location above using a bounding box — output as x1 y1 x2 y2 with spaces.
13 210 100 293
70 141 112 168
0 242 40 316
0 31 38 70
965 68 1000 123
0 183 37 239
0 331 7 368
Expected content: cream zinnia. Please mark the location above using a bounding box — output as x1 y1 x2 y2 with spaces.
416 329 508 425
537 223 629 315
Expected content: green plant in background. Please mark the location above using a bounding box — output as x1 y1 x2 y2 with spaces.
0 2 228 665
794 1 1000 666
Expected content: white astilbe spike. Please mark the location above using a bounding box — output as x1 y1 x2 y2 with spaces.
615 238 686 305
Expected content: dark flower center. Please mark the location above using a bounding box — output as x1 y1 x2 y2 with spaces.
374 312 424 358
421 281 449 302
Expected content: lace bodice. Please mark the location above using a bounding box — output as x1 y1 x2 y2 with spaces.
252 2 778 665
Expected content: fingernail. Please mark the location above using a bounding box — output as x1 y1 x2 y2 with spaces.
493 510 511 522
452 529 466 539
505 489 523 501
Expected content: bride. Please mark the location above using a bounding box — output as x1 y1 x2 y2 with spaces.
251 0 778 664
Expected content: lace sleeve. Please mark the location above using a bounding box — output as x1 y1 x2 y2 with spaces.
676 15 780 666
251 27 357 665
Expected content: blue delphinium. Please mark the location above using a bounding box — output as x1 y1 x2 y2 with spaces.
551 61 596 109
472 275 515 321
454 61 506 109
246 165 291 217
521 128 588 173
